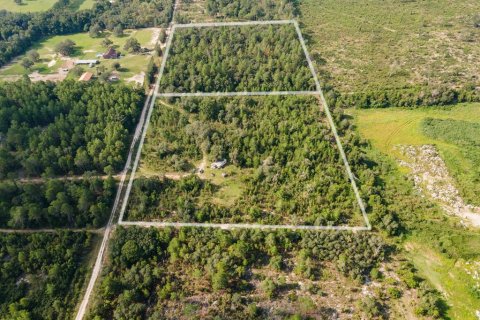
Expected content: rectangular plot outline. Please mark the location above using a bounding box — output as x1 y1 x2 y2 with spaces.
118 20 372 231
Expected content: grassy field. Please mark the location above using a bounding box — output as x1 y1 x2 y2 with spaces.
300 0 480 93
0 28 157 84
405 241 480 320
0 0 94 12
0 0 57 12
352 103 480 206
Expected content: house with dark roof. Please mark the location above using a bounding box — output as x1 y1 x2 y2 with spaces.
103 47 120 59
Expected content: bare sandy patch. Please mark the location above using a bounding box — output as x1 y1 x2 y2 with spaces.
397 144 480 227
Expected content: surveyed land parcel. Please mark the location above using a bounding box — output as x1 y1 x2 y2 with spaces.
118 21 370 229
158 22 317 94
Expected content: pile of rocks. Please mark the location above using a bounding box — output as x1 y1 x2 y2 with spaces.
397 144 480 227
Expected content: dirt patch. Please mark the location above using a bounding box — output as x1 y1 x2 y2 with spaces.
126 72 145 86
28 70 67 82
149 28 162 47
397 144 480 227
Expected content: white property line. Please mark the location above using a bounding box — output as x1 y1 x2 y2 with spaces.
119 19 371 231
292 20 371 230
174 19 294 28
121 221 370 231
158 91 320 97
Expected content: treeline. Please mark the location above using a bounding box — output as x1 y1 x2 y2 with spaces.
88 226 386 319
206 0 299 20
325 82 480 109
0 79 143 178
160 25 315 93
0 231 93 319
136 96 359 225
0 0 174 67
0 176 116 229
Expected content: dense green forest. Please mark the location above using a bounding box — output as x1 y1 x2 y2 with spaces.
159 25 315 93
0 0 174 67
0 80 143 178
88 227 389 319
0 176 116 229
130 96 361 225
0 231 94 319
206 0 299 20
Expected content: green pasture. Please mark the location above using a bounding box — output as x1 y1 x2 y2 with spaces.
352 103 480 205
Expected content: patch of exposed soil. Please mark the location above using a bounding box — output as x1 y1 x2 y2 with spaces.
397 144 480 227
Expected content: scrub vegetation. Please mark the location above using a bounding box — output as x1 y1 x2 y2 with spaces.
129 96 363 226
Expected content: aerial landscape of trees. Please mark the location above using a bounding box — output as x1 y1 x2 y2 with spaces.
0 231 94 319
130 96 360 225
0 176 116 229
159 25 315 93
0 79 143 178
206 0 299 20
88 226 388 319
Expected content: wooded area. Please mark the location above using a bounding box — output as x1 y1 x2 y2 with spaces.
0 231 94 319
130 96 360 225
0 176 116 229
0 80 143 178
88 227 387 319
159 25 315 93
206 0 299 20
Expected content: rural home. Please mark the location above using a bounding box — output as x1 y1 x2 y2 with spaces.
103 47 120 59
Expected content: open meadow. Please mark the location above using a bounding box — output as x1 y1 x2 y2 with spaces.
353 103 480 206
300 0 480 94
0 0 94 12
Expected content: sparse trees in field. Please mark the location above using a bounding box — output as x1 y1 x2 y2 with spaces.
102 37 113 48
20 58 34 70
26 50 40 62
89 24 102 38
124 38 141 53
54 39 76 56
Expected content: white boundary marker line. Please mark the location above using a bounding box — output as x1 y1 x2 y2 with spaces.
122 221 370 231
119 19 371 231
158 91 320 97
174 19 294 28
292 20 371 230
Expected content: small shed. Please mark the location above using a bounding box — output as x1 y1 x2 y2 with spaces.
79 72 93 82
211 159 227 169
75 59 98 65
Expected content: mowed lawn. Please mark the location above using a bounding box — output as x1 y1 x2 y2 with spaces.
0 28 157 83
352 103 480 205
0 0 57 12
301 0 480 93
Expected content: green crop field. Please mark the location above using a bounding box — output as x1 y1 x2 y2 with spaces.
0 28 157 84
352 103 480 206
301 0 480 93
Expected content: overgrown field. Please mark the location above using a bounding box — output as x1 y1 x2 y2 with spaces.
127 96 365 226
353 103 480 206
301 0 480 95
0 231 96 319
175 0 298 23
87 226 397 319
159 24 315 93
